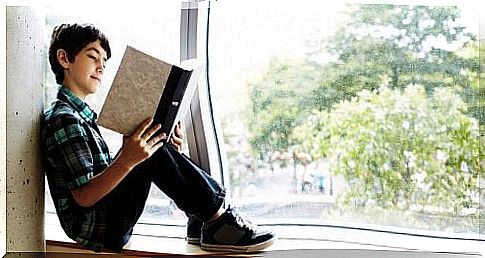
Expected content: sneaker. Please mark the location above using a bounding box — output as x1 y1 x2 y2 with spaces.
200 206 275 252
186 215 203 245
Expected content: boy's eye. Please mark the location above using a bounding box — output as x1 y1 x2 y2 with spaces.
87 54 97 61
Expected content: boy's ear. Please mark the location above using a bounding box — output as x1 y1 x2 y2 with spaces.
56 49 70 69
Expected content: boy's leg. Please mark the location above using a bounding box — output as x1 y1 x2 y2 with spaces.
101 160 153 252
98 144 224 252
145 144 225 221
144 144 276 252
144 144 220 244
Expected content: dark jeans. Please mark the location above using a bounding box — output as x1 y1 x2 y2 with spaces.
102 144 225 252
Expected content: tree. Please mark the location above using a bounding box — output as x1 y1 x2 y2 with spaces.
295 85 480 213
248 5 479 161
247 58 320 160
311 4 479 119
245 4 481 215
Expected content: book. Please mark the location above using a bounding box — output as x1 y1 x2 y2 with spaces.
98 46 201 140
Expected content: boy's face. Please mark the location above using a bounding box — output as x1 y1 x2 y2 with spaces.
62 40 107 99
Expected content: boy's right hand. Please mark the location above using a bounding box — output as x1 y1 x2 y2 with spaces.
118 117 166 169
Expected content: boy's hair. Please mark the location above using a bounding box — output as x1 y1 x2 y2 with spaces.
49 23 111 84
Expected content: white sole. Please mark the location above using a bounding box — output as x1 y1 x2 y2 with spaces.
186 237 201 245
200 237 275 253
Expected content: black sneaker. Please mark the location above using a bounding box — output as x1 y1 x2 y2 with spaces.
186 215 203 245
200 206 275 252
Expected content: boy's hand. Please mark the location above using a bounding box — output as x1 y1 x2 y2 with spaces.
119 117 166 169
170 121 184 153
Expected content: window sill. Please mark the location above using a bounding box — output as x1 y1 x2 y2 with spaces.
45 212 484 257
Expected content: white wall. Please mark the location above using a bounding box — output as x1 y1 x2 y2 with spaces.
5 6 45 252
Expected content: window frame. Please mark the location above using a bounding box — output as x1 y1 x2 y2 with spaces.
182 1 229 188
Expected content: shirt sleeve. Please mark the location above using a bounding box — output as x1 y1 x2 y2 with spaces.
46 112 94 190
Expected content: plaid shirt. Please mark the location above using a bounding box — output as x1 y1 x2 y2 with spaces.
42 85 112 251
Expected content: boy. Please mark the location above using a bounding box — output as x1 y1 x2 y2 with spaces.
41 23 275 253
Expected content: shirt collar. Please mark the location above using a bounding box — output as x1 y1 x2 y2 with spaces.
58 85 97 125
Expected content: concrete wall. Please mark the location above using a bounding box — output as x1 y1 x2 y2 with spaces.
5 6 45 252
1 5 6 257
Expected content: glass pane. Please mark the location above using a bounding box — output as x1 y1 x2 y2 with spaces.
43 2 187 224
208 0 482 246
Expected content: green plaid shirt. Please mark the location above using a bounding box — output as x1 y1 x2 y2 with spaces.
42 85 112 251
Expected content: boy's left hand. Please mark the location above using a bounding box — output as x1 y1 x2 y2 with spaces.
170 121 184 152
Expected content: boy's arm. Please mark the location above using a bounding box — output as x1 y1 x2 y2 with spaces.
71 117 166 207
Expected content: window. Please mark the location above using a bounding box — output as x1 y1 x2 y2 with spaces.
205 0 482 253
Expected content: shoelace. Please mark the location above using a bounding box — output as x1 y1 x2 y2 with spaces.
227 206 257 232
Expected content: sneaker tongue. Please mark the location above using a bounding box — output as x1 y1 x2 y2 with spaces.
231 209 256 232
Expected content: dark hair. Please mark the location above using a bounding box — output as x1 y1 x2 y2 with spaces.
48 23 111 84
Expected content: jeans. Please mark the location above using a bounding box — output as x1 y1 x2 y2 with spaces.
102 144 226 252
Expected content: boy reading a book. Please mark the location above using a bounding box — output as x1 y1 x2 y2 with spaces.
41 23 275 253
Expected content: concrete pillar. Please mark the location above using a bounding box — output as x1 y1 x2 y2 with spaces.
1 5 6 257
5 6 45 252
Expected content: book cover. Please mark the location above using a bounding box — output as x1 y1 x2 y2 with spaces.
98 46 200 139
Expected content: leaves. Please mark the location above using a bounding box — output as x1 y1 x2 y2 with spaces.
297 85 480 212
245 4 481 215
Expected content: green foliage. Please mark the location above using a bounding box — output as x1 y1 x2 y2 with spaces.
247 58 320 159
312 4 479 117
296 85 480 213
245 4 481 215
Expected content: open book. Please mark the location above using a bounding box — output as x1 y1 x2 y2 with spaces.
98 46 201 139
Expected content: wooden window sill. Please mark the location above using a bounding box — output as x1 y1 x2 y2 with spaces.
45 212 483 257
